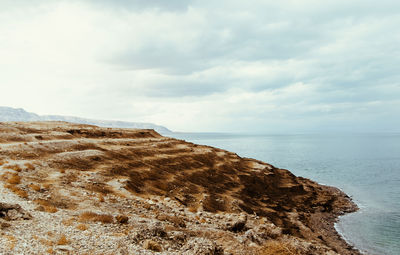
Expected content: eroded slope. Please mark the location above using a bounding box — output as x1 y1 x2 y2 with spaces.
0 122 360 254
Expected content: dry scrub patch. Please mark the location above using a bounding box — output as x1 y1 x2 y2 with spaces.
79 211 114 224
258 240 301 255
56 234 69 245
76 224 89 231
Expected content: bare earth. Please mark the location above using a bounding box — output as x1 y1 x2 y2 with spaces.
0 122 361 254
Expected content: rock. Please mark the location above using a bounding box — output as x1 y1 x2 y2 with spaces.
57 245 74 252
0 202 32 221
116 215 129 224
226 214 247 232
143 239 162 252
182 238 224 255
0 219 11 229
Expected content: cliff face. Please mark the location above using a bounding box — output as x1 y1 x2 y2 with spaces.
0 122 359 254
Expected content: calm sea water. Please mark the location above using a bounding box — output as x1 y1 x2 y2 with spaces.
168 132 400 255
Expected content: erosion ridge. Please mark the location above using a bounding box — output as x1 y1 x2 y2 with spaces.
0 121 360 254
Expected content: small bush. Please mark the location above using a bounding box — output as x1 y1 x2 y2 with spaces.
98 194 105 202
4 164 22 172
57 234 69 245
24 162 35 171
76 224 88 231
28 184 41 192
5 184 28 198
34 199 58 213
258 241 300 255
79 211 114 224
116 215 129 224
143 239 162 252
6 174 21 185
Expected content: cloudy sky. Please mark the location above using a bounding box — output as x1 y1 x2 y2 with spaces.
1 0 399 133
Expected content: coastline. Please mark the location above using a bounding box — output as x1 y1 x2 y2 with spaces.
0 121 368 254
335 214 368 255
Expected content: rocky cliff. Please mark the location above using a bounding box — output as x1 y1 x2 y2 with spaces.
0 122 360 254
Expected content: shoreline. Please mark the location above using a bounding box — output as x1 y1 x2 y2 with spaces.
335 214 368 255
0 121 370 254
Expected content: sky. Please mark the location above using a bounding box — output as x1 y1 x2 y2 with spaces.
1 0 399 133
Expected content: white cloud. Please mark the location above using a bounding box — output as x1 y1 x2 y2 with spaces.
0 0 399 132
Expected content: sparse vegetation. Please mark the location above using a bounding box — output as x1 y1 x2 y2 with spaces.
28 184 41 192
0 122 358 254
4 164 22 172
79 211 114 224
56 234 69 245
76 224 88 231
143 239 162 252
115 215 129 224
258 241 301 255
34 199 58 213
6 174 21 184
24 162 35 171
5 184 28 198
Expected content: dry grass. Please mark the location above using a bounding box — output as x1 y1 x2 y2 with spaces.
28 184 41 192
39 238 53 246
42 183 52 190
3 164 22 172
6 174 21 184
188 206 198 213
62 218 75 226
76 224 88 231
5 184 28 198
24 162 35 171
34 199 58 213
4 235 16 251
98 194 105 202
143 240 162 252
79 211 114 224
258 241 301 255
56 234 69 245
157 214 186 228
115 215 129 224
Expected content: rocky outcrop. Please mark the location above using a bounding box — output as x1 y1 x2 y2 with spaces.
0 202 32 221
0 121 360 254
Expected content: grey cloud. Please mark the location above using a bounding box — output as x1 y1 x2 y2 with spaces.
82 0 194 12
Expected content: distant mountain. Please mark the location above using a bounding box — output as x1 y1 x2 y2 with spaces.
0 106 171 134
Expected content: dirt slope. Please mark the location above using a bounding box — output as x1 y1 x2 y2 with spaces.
0 122 360 254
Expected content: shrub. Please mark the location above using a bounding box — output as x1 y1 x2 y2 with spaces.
258 241 300 255
28 184 41 192
6 174 21 185
116 215 129 224
57 234 69 245
24 162 35 171
79 211 114 224
34 199 58 213
76 224 88 231
4 164 22 172
143 240 162 252
5 184 28 198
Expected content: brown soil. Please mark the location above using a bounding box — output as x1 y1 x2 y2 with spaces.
0 121 361 254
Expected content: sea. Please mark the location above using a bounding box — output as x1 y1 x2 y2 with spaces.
167 132 400 255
